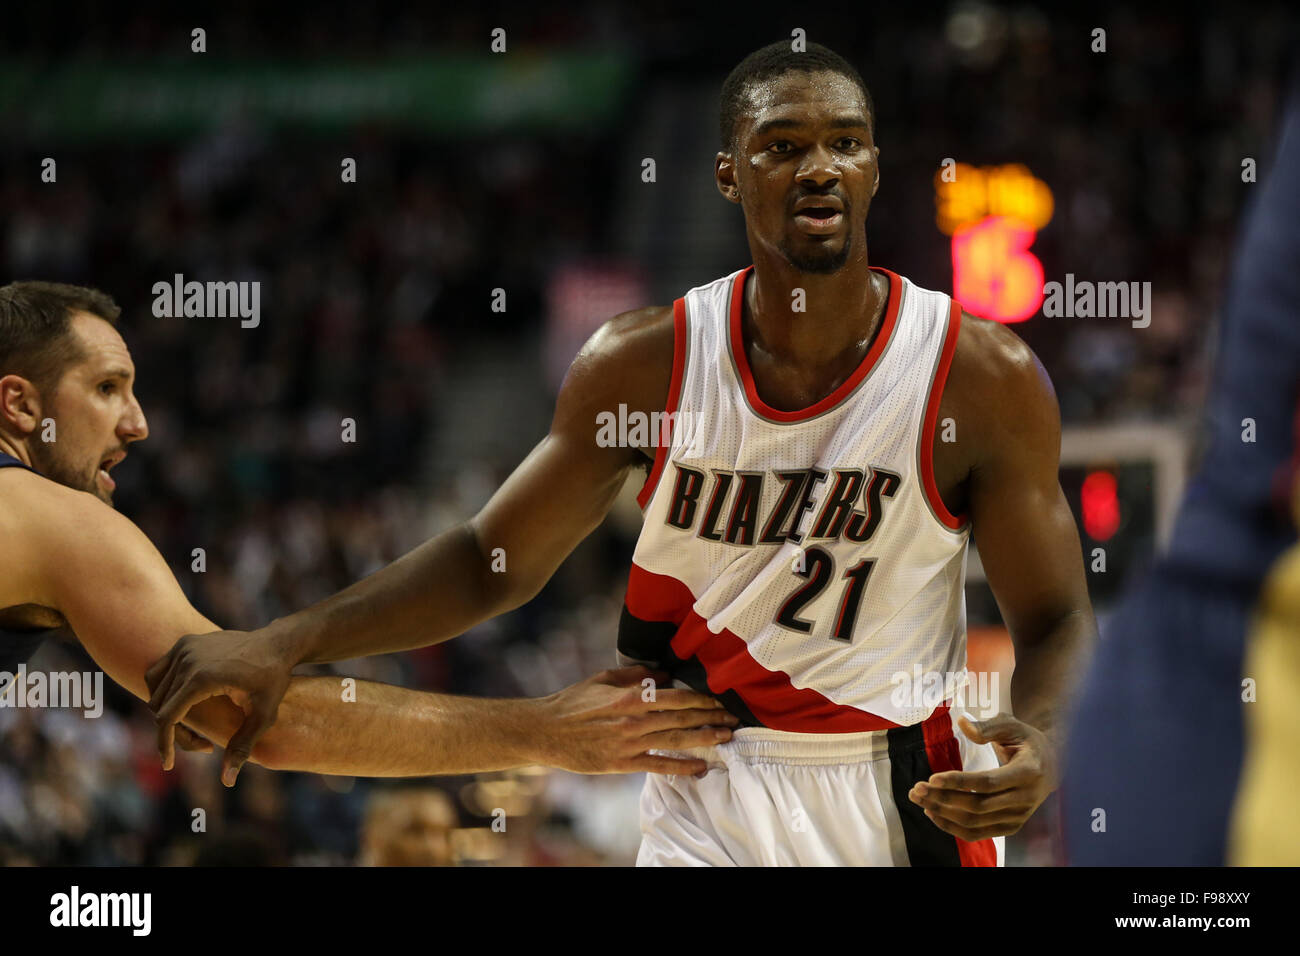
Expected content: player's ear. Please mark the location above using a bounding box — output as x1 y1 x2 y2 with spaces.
716 152 741 205
871 146 881 197
0 374 42 436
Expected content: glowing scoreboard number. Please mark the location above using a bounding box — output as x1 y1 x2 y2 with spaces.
934 163 1054 323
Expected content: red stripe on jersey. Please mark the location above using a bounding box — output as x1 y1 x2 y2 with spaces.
729 266 903 423
624 561 695 623
636 298 689 510
625 562 898 732
919 300 969 530
921 706 1000 867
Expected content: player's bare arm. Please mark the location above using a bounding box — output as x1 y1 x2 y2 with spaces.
908 313 1098 840
144 305 693 770
0 459 733 786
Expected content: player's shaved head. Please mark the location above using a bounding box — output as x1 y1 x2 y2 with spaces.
719 41 875 155
0 281 121 394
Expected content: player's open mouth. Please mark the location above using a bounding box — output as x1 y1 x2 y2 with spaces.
793 207 843 234
98 453 125 491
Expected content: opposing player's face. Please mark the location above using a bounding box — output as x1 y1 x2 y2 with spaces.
29 313 149 505
724 70 879 275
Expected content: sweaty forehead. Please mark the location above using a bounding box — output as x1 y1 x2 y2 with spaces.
740 71 867 130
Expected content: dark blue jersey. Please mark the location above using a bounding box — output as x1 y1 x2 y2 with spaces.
0 451 61 672
1064 70 1300 866
1162 72 1300 586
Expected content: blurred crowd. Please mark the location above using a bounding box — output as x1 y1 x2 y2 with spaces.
1 2 1293 865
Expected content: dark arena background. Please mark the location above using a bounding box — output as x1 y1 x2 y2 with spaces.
0 0 1296 882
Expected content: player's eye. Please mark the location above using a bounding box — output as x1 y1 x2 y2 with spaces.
99 382 116 395
767 141 794 154
836 138 862 151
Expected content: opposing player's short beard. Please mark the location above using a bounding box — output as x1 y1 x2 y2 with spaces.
28 442 111 505
780 229 852 275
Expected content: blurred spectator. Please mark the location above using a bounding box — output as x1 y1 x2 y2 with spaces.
359 788 457 866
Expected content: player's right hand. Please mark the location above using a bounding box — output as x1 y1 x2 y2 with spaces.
145 628 296 787
534 666 738 776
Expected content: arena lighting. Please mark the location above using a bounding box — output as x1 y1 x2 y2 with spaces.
935 163 1054 324
1080 469 1122 541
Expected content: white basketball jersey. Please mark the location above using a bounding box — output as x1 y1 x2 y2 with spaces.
617 264 970 731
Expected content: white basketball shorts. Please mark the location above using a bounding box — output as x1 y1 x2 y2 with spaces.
637 704 1005 866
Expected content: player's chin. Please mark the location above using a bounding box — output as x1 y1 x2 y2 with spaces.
785 240 849 275
90 480 115 506
92 466 118 504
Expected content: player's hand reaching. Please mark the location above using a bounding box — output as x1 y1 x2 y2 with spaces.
907 712 1056 841
146 628 297 787
534 665 738 776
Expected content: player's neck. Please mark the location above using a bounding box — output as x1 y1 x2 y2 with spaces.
0 435 31 466
745 252 886 370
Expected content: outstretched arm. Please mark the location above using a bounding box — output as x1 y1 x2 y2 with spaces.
146 306 679 775
10 466 731 785
261 307 675 664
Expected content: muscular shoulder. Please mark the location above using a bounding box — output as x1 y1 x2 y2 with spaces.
553 305 676 461
566 305 675 407
0 468 151 610
939 312 1061 476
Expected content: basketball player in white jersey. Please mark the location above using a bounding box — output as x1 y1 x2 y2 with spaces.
149 41 1098 866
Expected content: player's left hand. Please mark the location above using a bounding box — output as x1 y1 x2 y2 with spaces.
907 712 1056 841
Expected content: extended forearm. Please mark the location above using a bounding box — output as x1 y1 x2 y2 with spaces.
272 523 506 664
1009 608 1097 757
185 675 546 777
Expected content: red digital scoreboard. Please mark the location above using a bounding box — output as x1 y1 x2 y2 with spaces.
934 163 1053 324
